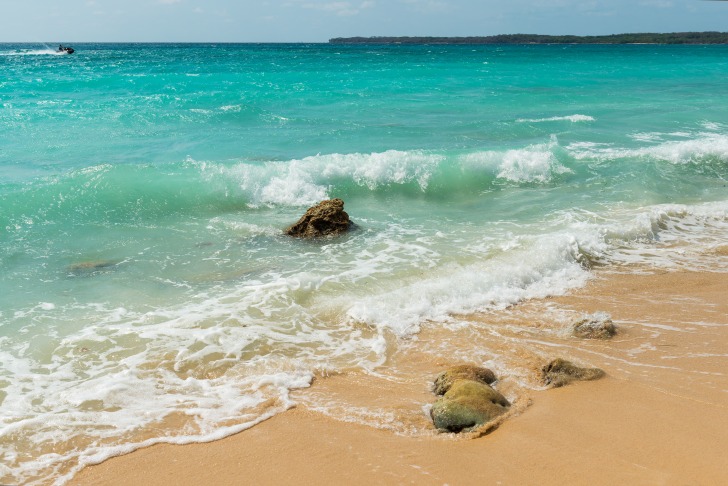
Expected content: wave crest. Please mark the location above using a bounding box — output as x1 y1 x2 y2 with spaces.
567 132 728 165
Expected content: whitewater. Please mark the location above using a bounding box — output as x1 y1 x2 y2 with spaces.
1 43 727 485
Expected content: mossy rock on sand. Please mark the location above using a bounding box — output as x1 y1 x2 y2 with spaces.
433 364 497 396
542 358 605 388
573 316 616 339
430 379 511 433
285 198 352 238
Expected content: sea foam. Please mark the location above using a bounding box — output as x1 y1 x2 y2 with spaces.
516 114 595 123
567 132 728 165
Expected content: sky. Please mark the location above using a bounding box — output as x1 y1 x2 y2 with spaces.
1 0 727 43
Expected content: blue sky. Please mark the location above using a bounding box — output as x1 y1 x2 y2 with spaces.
1 0 726 42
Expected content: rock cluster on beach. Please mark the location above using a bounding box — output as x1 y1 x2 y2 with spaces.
429 360 606 432
430 365 510 433
541 358 605 388
285 198 352 238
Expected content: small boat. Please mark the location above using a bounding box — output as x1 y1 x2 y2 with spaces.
58 45 75 54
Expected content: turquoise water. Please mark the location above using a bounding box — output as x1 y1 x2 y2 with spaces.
1 43 728 484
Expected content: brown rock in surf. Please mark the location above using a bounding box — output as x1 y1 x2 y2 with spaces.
433 365 498 396
285 199 352 238
542 358 605 388
573 315 617 339
430 379 510 433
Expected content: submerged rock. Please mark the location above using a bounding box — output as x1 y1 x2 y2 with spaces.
573 314 617 339
285 198 352 238
67 260 118 275
430 379 511 433
433 364 497 396
542 358 605 388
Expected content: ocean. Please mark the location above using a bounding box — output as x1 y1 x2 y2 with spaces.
1 43 727 485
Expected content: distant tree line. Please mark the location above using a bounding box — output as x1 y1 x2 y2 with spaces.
329 32 728 45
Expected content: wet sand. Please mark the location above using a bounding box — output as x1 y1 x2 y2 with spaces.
73 269 728 485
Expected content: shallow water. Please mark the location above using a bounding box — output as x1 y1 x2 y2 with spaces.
1 43 727 484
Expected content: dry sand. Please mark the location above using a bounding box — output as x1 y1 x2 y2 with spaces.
73 269 728 486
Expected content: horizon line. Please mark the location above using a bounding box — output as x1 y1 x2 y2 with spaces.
3 31 728 44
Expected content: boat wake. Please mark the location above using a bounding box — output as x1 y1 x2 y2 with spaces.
0 48 67 57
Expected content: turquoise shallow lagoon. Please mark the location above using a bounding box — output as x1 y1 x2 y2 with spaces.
1 43 727 484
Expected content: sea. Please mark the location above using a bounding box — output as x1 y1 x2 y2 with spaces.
1 42 727 485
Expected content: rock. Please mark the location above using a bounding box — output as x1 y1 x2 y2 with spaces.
430 379 511 433
573 314 616 339
542 358 605 388
285 198 352 238
433 365 497 395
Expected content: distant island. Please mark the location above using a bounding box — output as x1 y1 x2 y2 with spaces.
329 32 728 45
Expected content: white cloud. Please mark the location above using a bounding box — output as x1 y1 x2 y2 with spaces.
159 0 182 5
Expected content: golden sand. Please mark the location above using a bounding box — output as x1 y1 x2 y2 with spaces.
73 269 728 485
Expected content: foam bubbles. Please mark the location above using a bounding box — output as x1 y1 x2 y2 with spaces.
497 148 570 183
344 231 592 337
642 134 728 164
702 121 723 131
568 132 728 165
516 114 595 123
0 49 65 57
570 201 728 271
258 162 329 206
203 150 444 207
461 138 572 184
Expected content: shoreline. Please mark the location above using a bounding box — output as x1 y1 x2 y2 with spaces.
72 266 728 485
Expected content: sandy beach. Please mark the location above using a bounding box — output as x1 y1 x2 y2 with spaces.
71 264 728 486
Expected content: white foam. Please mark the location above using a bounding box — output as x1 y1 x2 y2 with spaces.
194 150 444 207
630 132 663 142
0 49 66 57
568 132 728 164
345 233 592 337
560 201 728 271
190 139 582 207
565 141 613 151
258 162 329 206
496 149 571 183
641 134 728 164
461 138 572 183
516 114 595 123
702 121 723 131
2 246 411 483
0 309 319 484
